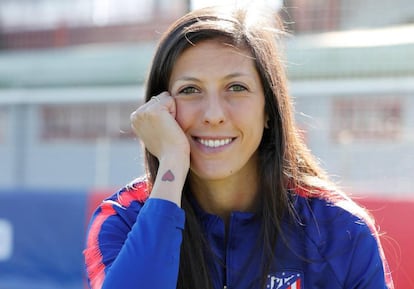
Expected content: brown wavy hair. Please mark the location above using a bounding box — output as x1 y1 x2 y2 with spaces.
143 5 332 289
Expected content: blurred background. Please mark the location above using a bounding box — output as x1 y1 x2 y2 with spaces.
0 0 413 288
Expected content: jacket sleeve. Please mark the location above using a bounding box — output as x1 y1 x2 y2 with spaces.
84 197 185 289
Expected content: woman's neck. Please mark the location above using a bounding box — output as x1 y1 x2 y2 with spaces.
189 169 260 223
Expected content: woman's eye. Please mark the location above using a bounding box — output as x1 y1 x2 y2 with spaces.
229 84 247 92
179 86 199 94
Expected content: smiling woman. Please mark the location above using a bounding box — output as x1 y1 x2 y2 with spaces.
83 4 394 289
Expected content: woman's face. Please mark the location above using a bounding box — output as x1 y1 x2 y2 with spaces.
169 39 267 182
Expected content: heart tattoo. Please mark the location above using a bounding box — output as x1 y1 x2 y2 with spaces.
162 169 175 182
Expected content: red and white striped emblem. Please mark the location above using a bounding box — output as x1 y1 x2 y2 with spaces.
266 271 303 289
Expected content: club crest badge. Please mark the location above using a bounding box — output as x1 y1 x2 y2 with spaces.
266 271 303 289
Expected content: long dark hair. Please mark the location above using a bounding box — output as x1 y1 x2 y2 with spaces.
144 5 331 289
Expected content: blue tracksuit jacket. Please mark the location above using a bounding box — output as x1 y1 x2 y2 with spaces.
84 179 393 289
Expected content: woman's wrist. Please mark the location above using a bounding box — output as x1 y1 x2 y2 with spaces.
149 153 190 207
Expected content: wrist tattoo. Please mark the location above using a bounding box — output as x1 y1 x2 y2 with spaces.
161 169 175 182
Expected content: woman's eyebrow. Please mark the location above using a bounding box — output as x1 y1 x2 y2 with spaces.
174 76 201 82
172 72 253 83
223 72 250 79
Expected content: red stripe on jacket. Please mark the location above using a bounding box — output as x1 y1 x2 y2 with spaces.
84 204 117 289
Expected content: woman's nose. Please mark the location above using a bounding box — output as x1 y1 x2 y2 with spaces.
202 94 226 125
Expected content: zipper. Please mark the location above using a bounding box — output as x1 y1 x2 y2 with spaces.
224 214 234 289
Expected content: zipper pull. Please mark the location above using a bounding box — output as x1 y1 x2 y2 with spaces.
224 286 227 289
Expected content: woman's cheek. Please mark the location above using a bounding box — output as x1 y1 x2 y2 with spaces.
175 101 196 129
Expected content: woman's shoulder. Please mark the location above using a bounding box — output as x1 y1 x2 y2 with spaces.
89 177 150 226
290 188 377 246
288 187 393 288
104 177 150 209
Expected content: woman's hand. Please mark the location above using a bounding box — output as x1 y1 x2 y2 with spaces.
130 92 190 161
130 92 190 206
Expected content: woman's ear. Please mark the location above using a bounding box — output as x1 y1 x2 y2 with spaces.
264 115 270 129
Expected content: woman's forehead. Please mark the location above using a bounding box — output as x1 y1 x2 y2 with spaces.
170 40 258 80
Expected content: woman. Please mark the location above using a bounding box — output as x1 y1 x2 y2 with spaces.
84 5 394 289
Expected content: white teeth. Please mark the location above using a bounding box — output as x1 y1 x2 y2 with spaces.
198 138 232 148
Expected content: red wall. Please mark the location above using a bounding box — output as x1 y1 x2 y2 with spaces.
360 198 414 288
